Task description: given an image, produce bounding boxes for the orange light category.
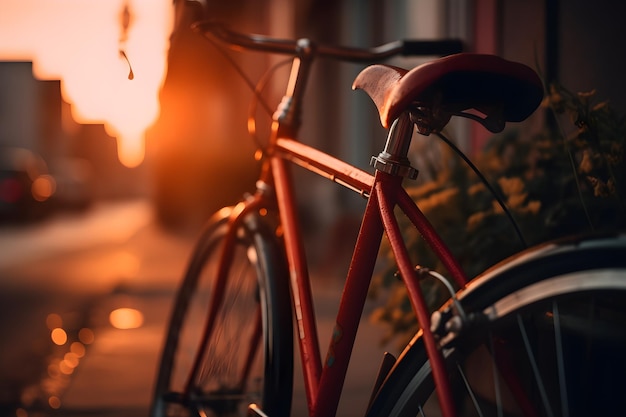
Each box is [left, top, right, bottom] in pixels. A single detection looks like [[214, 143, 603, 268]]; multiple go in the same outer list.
[[48, 396, 61, 409], [59, 360, 75, 375], [31, 174, 56, 202], [50, 328, 67, 346], [63, 352, 80, 368], [78, 328, 95, 345], [70, 341, 86, 358], [109, 307, 144, 330], [0, 0, 174, 168]]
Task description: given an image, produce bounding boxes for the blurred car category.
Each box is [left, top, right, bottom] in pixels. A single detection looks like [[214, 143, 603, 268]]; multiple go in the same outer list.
[[0, 147, 55, 222]]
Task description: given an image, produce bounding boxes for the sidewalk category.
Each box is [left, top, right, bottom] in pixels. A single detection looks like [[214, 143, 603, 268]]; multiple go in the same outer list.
[[58, 205, 196, 416], [60, 291, 173, 416], [0, 199, 154, 270], [60, 282, 390, 417], [5, 200, 392, 417], [0, 200, 194, 417]]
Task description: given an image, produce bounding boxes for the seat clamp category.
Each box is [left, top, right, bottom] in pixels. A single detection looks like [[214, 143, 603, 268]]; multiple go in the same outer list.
[[370, 155, 418, 180]]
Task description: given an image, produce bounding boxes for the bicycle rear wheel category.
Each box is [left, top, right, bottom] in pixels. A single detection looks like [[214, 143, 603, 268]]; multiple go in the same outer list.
[[151, 207, 293, 417], [367, 233, 626, 417]]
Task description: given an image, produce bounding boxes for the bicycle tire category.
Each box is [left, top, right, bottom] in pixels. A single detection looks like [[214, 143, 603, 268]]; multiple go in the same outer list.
[[150, 207, 293, 417], [367, 233, 626, 417]]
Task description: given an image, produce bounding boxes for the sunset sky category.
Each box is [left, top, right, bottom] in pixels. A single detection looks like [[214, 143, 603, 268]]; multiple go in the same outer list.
[[0, 0, 174, 167]]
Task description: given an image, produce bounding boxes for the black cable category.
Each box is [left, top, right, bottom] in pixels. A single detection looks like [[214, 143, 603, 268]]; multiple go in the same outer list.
[[247, 58, 292, 149], [435, 131, 528, 248], [197, 29, 274, 116]]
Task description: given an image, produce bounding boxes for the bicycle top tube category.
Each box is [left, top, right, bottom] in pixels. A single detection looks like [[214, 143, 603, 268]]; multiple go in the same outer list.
[[192, 20, 464, 62]]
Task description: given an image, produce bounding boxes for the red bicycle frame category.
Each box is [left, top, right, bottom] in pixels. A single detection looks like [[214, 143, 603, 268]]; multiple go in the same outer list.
[[264, 121, 469, 417], [191, 27, 470, 417]]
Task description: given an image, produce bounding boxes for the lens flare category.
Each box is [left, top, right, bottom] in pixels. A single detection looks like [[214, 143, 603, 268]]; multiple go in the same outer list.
[[0, 0, 174, 167]]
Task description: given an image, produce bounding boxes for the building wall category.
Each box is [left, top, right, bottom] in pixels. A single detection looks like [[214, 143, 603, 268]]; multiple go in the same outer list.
[[0, 62, 38, 150], [558, 0, 626, 114]]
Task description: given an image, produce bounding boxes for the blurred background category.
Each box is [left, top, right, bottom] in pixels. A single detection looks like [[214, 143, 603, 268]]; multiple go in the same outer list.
[[0, 0, 625, 416], [2, 0, 625, 229]]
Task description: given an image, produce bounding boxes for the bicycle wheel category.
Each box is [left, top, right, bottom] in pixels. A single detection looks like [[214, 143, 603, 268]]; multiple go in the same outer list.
[[367, 233, 626, 417], [151, 207, 293, 417]]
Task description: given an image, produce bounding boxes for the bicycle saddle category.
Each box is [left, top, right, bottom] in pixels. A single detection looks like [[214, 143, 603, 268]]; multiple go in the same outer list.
[[353, 53, 543, 134]]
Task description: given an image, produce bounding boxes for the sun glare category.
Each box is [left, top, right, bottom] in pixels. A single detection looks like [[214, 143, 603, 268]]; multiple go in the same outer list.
[[0, 0, 174, 167]]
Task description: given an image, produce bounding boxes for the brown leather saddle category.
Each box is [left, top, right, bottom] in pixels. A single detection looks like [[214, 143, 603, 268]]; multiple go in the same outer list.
[[353, 53, 544, 134]]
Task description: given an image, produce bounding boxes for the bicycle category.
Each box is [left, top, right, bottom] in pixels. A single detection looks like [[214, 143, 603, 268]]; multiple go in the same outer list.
[[150, 12, 626, 417]]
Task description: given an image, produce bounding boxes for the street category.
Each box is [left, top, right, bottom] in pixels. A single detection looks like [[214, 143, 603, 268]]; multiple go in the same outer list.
[[0, 199, 394, 417], [0, 199, 193, 416]]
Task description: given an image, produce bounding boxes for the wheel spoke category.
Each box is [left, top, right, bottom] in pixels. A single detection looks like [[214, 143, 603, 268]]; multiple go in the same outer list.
[[456, 362, 485, 417], [517, 314, 554, 417], [198, 255, 255, 394], [552, 301, 569, 417], [151, 214, 293, 417], [486, 335, 504, 417], [366, 240, 626, 417]]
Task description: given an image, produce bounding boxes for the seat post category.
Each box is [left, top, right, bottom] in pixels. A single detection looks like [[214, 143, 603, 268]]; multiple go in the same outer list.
[[370, 112, 418, 179]]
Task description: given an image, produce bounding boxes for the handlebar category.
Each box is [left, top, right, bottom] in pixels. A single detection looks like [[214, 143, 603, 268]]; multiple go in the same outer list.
[[192, 20, 464, 62]]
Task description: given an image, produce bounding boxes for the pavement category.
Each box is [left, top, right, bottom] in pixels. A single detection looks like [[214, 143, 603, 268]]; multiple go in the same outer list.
[[0, 200, 192, 416], [0, 199, 394, 417]]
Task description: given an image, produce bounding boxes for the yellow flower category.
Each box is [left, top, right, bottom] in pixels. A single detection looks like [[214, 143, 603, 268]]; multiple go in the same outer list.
[[467, 211, 489, 230], [468, 182, 486, 196], [507, 192, 528, 209], [526, 200, 541, 215], [417, 188, 459, 214], [498, 177, 525, 196]]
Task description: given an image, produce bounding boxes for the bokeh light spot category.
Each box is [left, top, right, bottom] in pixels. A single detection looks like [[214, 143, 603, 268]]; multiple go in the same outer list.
[[31, 174, 56, 201], [50, 328, 67, 346], [63, 352, 79, 368], [78, 328, 95, 345], [109, 307, 144, 330], [70, 341, 86, 358], [59, 360, 74, 375], [48, 396, 61, 409]]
